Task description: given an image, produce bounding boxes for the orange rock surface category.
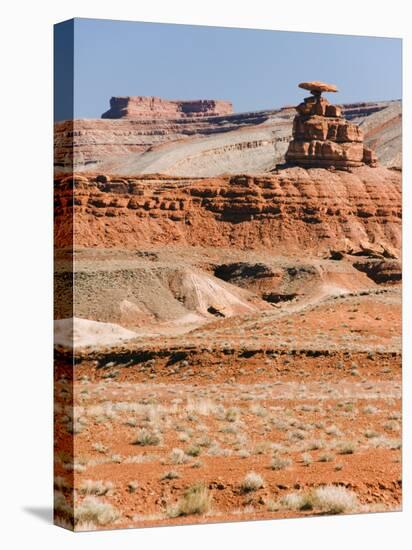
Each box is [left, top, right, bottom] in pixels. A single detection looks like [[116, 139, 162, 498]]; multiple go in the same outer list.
[[54, 167, 401, 253]]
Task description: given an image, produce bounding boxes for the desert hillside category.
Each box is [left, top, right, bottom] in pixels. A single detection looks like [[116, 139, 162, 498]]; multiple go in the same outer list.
[[54, 99, 401, 175]]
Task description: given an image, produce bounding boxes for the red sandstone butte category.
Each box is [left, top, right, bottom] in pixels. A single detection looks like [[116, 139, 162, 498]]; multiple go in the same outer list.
[[101, 96, 233, 119]]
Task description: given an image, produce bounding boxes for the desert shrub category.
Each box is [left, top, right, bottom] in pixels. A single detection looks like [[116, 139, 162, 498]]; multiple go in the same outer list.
[[240, 472, 264, 493], [312, 485, 358, 514], [337, 441, 356, 455], [161, 470, 180, 480], [280, 492, 310, 511], [280, 485, 358, 514], [74, 497, 119, 527], [91, 442, 107, 454], [225, 407, 240, 422], [271, 456, 292, 470], [306, 439, 324, 451], [301, 453, 313, 466], [132, 429, 161, 446], [364, 429, 380, 439], [78, 480, 113, 496], [186, 445, 201, 457], [169, 448, 188, 464], [318, 453, 335, 463], [167, 484, 211, 517]]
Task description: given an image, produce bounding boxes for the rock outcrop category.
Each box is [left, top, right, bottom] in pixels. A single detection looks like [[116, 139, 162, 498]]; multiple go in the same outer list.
[[54, 100, 400, 174], [101, 96, 233, 119], [285, 81, 378, 169], [54, 167, 401, 255]]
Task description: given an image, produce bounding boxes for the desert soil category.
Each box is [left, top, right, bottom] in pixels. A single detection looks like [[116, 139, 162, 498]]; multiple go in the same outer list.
[[54, 247, 401, 530]]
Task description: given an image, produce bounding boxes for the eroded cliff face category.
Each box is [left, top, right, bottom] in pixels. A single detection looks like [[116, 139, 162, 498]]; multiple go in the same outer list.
[[101, 96, 233, 119], [54, 166, 401, 255], [53, 110, 275, 171], [285, 93, 377, 169], [54, 101, 401, 174]]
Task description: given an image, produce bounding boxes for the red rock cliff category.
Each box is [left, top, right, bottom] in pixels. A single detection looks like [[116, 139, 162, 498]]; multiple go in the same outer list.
[[54, 167, 401, 255]]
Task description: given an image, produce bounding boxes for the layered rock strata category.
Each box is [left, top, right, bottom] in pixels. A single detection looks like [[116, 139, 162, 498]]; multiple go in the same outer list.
[[54, 100, 399, 173], [54, 167, 401, 254], [285, 82, 378, 169], [101, 96, 233, 119]]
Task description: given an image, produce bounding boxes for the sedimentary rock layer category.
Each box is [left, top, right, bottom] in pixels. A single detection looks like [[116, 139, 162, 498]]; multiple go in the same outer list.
[[285, 93, 377, 169], [54, 166, 401, 254], [54, 101, 401, 174], [101, 96, 233, 119]]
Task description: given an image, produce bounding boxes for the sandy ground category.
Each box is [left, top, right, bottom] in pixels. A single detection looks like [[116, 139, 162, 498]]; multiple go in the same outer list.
[[54, 318, 138, 348], [54, 349, 401, 530], [54, 248, 402, 530]]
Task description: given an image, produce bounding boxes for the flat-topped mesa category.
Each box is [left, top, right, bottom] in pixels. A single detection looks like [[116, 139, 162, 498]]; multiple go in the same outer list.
[[285, 81, 377, 169], [101, 96, 233, 119]]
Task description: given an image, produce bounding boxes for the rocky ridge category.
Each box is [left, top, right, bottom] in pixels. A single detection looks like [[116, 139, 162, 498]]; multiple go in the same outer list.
[[54, 100, 401, 173], [54, 167, 401, 255]]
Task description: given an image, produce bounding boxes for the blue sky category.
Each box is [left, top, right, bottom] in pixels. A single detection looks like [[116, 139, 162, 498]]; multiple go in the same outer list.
[[55, 18, 402, 121]]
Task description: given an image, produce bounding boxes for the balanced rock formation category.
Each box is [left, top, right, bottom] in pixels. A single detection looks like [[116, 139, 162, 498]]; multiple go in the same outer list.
[[285, 81, 378, 169], [101, 96, 233, 119]]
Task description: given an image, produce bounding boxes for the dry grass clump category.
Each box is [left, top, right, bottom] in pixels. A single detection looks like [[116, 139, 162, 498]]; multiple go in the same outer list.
[[54, 476, 72, 491], [306, 439, 324, 451], [336, 441, 357, 455], [225, 407, 240, 422], [78, 480, 113, 496], [271, 456, 292, 470], [325, 425, 341, 436], [363, 405, 379, 415], [161, 470, 180, 480], [54, 490, 73, 519], [132, 429, 161, 446], [167, 484, 211, 517], [280, 492, 312, 511], [74, 497, 120, 528], [383, 420, 400, 432], [301, 452, 313, 466], [240, 471, 264, 493], [169, 448, 188, 465], [185, 445, 201, 457], [280, 485, 358, 514], [91, 442, 108, 454], [364, 429, 380, 439], [318, 453, 335, 463], [312, 485, 358, 514], [289, 429, 306, 441]]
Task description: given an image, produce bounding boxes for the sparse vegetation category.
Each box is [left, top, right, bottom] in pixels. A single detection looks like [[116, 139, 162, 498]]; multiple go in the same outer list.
[[78, 480, 113, 496], [161, 470, 180, 480], [271, 456, 292, 470], [280, 485, 358, 514], [167, 484, 211, 517], [169, 448, 188, 465], [337, 441, 357, 455], [74, 497, 120, 528], [240, 472, 264, 493], [186, 445, 201, 457], [132, 429, 161, 446]]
